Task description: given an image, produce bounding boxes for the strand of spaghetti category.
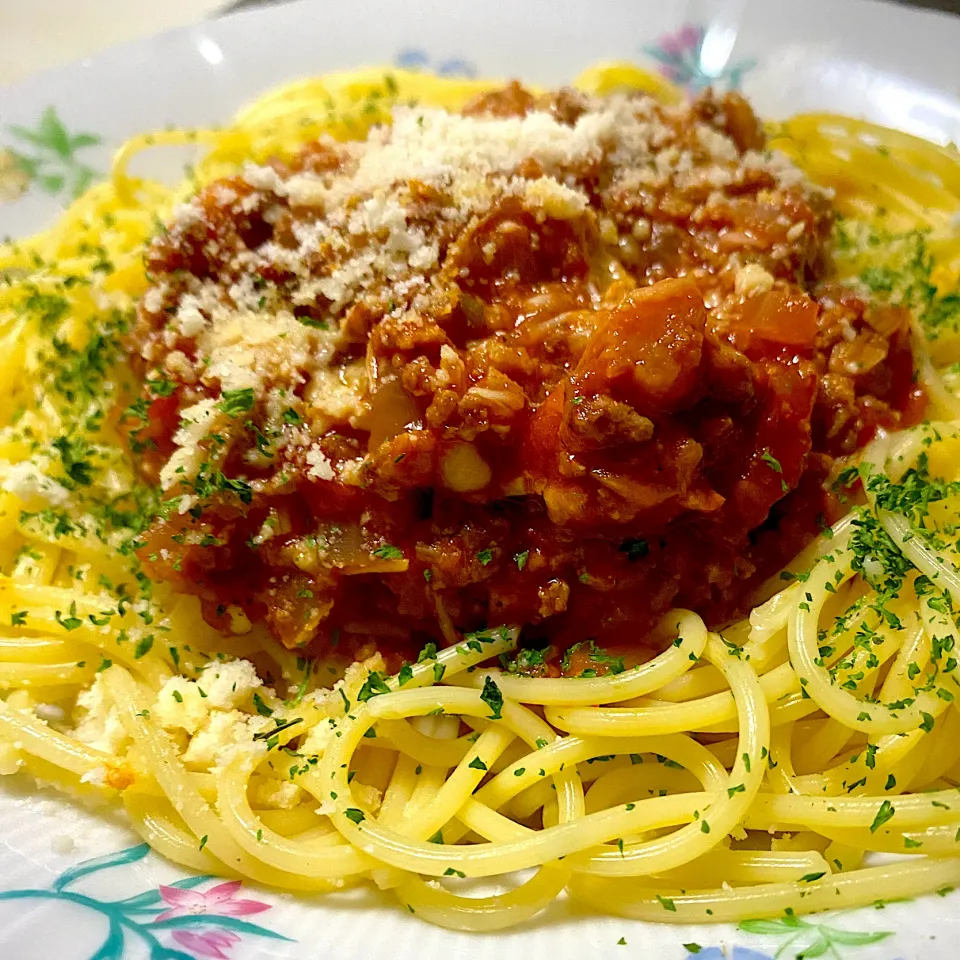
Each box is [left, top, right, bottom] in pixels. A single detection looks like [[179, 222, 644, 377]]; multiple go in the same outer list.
[[881, 510, 960, 606], [788, 144, 956, 225], [496, 761, 697, 829], [123, 791, 235, 874], [0, 635, 87, 663], [746, 788, 960, 831], [567, 857, 960, 923], [862, 423, 939, 481], [912, 704, 960, 786], [0, 662, 94, 687], [257, 806, 333, 836], [0, 545, 51, 587], [0, 583, 172, 686], [406, 757, 457, 819], [216, 753, 373, 879], [481, 758, 594, 827], [369, 684, 586, 827], [582, 765, 697, 811], [572, 61, 683, 103], [393, 863, 572, 932], [781, 114, 960, 189], [692, 688, 815, 735], [392, 725, 517, 842], [246, 628, 520, 756], [912, 324, 960, 419], [388, 626, 519, 692], [788, 543, 947, 733], [11, 751, 113, 800], [571, 635, 768, 877], [818, 728, 927, 797], [652, 848, 832, 886], [747, 519, 858, 644], [368, 719, 473, 767], [472, 734, 726, 818], [917, 584, 960, 677], [381, 716, 458, 826], [544, 659, 792, 737], [824, 837, 864, 874], [0, 696, 115, 776], [452, 797, 535, 843], [235, 69, 501, 126], [378, 753, 422, 828], [657, 627, 788, 704], [331, 776, 711, 879], [446, 609, 706, 706], [123, 770, 221, 805], [111, 129, 223, 202], [331, 641, 764, 879], [818, 820, 960, 855], [766, 724, 808, 795], [799, 616, 944, 793], [317, 686, 719, 877]]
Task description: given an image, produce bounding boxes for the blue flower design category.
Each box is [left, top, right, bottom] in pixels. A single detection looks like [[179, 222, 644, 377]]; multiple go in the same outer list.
[[689, 948, 773, 960], [395, 48, 478, 78], [0, 844, 291, 959], [644, 23, 757, 92]]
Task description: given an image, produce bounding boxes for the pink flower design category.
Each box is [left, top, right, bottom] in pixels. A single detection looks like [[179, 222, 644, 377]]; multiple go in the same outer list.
[[658, 23, 703, 57], [172, 929, 240, 960], [156, 880, 271, 922]]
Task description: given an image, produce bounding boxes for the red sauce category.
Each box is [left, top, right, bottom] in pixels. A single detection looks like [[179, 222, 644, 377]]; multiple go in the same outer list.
[[128, 87, 919, 663]]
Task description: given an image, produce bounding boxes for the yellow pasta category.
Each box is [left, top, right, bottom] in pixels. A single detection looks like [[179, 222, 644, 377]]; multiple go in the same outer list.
[[0, 63, 959, 934]]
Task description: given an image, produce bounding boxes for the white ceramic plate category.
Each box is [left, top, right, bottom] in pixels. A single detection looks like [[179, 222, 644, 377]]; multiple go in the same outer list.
[[2, 1, 960, 957]]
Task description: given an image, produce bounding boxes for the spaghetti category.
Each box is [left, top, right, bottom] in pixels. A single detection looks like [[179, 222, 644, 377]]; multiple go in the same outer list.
[[1, 64, 960, 932]]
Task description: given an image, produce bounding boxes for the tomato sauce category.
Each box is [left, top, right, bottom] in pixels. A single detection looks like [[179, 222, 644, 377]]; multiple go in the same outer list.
[[128, 86, 918, 663]]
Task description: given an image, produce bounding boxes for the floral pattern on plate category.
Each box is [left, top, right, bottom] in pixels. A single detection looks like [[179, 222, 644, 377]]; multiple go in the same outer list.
[[2, 105, 101, 202], [0, 844, 291, 960], [644, 23, 757, 92], [685, 915, 897, 960]]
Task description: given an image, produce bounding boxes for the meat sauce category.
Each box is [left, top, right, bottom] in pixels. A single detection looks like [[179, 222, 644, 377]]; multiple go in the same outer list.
[[127, 85, 921, 669]]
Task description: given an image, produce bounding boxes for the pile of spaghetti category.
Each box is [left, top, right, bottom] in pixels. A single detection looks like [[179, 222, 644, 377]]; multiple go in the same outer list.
[[2, 65, 960, 932]]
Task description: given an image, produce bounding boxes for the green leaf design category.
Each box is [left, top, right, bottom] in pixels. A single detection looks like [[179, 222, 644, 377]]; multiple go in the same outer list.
[[72, 166, 98, 197], [825, 928, 892, 946], [88, 919, 124, 960], [739, 913, 893, 959], [149, 948, 194, 960], [70, 133, 101, 149], [796, 936, 830, 959], [9, 151, 37, 175], [7, 124, 49, 148], [739, 918, 798, 935], [5, 106, 102, 201], [53, 843, 150, 892], [39, 106, 72, 157], [38, 173, 65, 193]]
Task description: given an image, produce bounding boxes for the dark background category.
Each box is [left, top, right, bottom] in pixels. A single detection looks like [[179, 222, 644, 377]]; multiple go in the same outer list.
[[892, 0, 959, 10]]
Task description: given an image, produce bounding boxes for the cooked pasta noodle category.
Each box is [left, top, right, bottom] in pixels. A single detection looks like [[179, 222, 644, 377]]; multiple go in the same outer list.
[[2, 63, 960, 933]]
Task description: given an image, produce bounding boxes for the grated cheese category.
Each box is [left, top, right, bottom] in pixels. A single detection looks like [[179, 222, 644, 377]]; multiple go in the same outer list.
[[141, 88, 816, 507], [1, 461, 70, 507]]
